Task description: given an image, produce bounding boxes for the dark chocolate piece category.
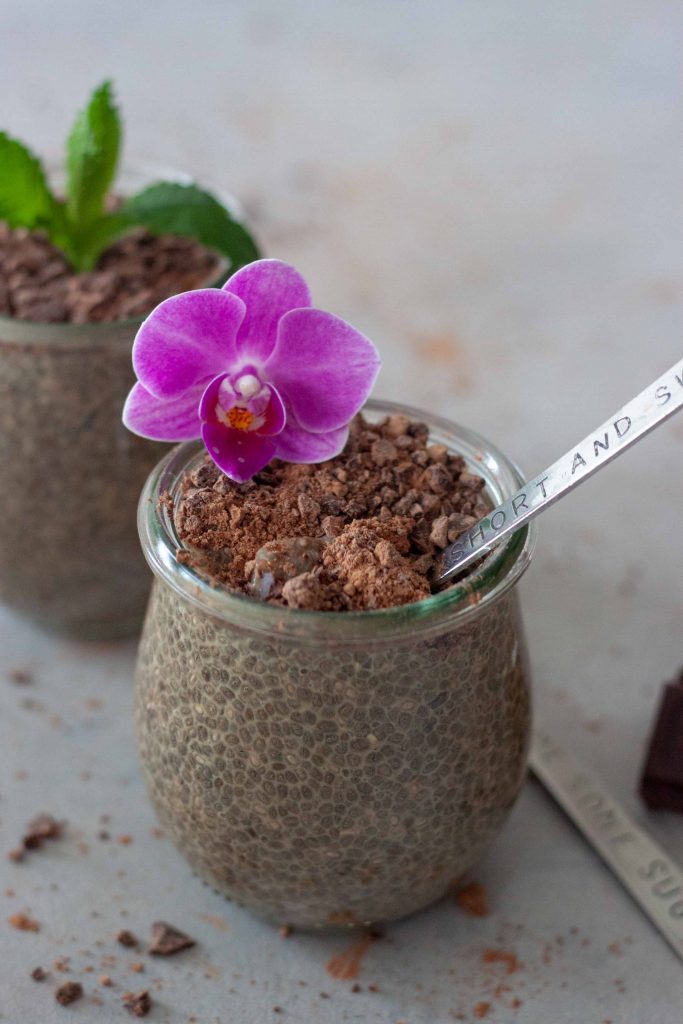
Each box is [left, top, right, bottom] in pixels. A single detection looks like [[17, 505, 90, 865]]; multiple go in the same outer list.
[[640, 670, 683, 812], [116, 929, 139, 948]]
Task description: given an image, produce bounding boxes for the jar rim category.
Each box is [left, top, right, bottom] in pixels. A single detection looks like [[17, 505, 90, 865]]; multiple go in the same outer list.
[[0, 159, 235, 342], [138, 398, 537, 643]]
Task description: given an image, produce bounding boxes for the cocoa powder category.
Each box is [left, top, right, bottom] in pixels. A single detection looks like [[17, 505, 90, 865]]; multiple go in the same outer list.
[[173, 413, 488, 611]]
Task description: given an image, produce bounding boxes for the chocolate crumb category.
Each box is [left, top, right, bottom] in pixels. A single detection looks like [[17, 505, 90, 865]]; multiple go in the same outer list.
[[23, 813, 62, 849], [455, 882, 490, 918], [279, 924, 293, 938], [8, 911, 40, 931], [31, 966, 47, 981], [116, 929, 139, 948], [8, 667, 33, 684], [124, 990, 152, 1017], [481, 948, 521, 974], [640, 668, 683, 812], [55, 981, 83, 1006], [148, 921, 195, 956]]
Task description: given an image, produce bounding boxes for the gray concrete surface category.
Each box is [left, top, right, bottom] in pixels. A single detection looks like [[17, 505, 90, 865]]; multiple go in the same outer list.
[[1, 1, 682, 1021]]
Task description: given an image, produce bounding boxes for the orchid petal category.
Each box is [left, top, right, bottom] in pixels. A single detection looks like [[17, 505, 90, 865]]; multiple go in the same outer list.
[[255, 383, 286, 436], [265, 308, 380, 432], [133, 289, 246, 400], [275, 420, 349, 463], [199, 372, 229, 422], [223, 259, 311, 363], [122, 382, 202, 441], [201, 421, 278, 483]]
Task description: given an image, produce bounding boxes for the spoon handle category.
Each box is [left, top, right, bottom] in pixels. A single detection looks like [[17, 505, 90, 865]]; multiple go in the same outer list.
[[436, 358, 683, 586], [530, 728, 683, 963]]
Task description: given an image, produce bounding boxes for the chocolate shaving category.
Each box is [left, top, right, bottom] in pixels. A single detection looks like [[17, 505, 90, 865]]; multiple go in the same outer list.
[[7, 668, 33, 685], [455, 882, 490, 918], [123, 990, 152, 1017], [23, 813, 62, 849], [148, 921, 195, 956], [8, 912, 40, 932], [54, 981, 83, 1006]]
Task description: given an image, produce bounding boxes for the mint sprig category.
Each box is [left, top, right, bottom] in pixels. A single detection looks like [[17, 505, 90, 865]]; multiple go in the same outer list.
[[65, 81, 121, 249], [0, 82, 260, 274]]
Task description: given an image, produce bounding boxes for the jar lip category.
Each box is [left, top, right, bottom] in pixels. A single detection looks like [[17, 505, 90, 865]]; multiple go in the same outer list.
[[0, 158, 236, 341], [138, 398, 537, 643]]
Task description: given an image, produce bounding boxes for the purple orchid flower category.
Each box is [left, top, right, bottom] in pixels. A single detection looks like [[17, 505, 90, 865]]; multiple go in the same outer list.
[[123, 259, 381, 482]]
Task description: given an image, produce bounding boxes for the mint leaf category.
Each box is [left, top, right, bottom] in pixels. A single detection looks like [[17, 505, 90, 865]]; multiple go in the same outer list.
[[65, 81, 121, 228], [0, 132, 56, 230], [64, 213, 130, 272], [123, 182, 260, 272]]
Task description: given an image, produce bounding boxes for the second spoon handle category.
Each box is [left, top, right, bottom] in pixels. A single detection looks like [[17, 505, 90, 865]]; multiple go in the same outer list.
[[436, 358, 683, 586]]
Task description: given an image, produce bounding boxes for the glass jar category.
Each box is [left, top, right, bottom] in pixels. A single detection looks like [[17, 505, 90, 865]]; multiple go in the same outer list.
[[0, 164, 229, 639], [134, 400, 537, 928]]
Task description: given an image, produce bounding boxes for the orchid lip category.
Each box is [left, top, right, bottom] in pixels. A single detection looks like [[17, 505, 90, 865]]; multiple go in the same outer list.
[[200, 371, 286, 439]]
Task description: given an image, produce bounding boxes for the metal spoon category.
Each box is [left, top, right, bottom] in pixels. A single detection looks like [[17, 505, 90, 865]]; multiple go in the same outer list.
[[436, 358, 683, 587]]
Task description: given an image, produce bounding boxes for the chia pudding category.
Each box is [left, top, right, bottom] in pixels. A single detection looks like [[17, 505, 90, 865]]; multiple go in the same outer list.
[[0, 213, 223, 638], [134, 401, 535, 927]]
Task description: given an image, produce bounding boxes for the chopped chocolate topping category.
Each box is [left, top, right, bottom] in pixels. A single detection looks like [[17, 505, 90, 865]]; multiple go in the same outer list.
[[123, 990, 152, 1017], [640, 668, 683, 812], [54, 981, 83, 1006], [0, 223, 222, 324], [116, 929, 139, 948], [173, 413, 488, 612], [148, 921, 195, 956], [31, 967, 47, 981]]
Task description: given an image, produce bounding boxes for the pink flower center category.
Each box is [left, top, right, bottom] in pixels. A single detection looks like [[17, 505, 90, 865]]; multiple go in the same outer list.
[[215, 372, 269, 433]]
